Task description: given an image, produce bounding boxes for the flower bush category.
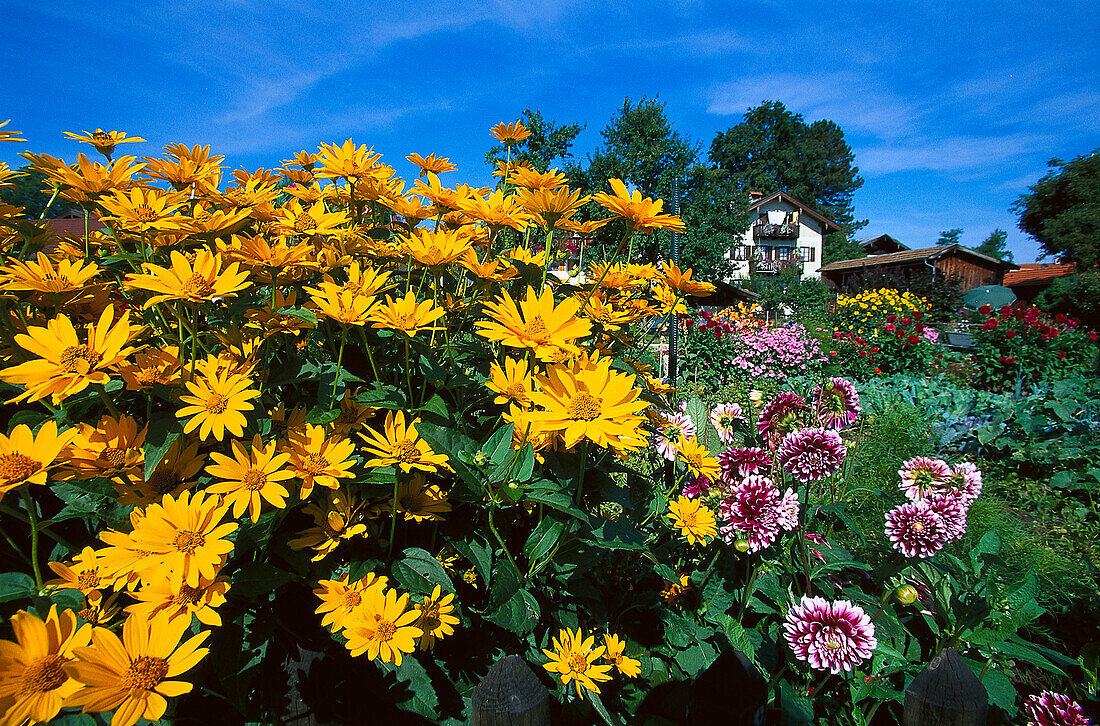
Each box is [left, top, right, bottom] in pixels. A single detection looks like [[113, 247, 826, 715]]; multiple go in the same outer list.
[[829, 288, 938, 376], [971, 304, 1098, 392], [0, 121, 1085, 724]]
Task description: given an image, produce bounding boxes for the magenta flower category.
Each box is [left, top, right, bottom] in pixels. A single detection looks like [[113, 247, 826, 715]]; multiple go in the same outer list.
[[783, 596, 877, 674], [947, 462, 983, 504], [927, 492, 968, 542], [777, 427, 847, 483], [718, 475, 789, 552], [682, 474, 711, 500], [885, 499, 949, 558], [775, 487, 800, 531], [718, 446, 771, 480], [710, 403, 744, 445], [1024, 691, 1093, 726], [814, 377, 861, 429], [757, 391, 810, 448], [898, 456, 953, 500]]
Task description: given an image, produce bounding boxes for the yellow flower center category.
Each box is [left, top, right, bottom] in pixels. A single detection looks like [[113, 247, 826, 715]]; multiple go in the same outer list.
[[204, 394, 229, 414], [77, 568, 101, 590], [123, 656, 169, 691], [678, 510, 698, 528], [374, 620, 397, 641], [567, 652, 590, 674], [523, 316, 548, 337], [911, 521, 925, 533], [393, 439, 420, 464], [101, 447, 130, 469], [92, 131, 111, 143], [20, 654, 67, 694], [134, 205, 159, 223], [395, 313, 421, 330], [183, 273, 213, 298], [302, 452, 329, 475], [293, 213, 316, 234], [342, 589, 362, 608], [503, 383, 528, 400], [173, 530, 206, 554], [419, 608, 441, 632], [566, 392, 602, 422], [0, 453, 40, 483], [242, 469, 267, 490], [173, 584, 205, 606], [146, 470, 181, 496], [59, 344, 101, 374]]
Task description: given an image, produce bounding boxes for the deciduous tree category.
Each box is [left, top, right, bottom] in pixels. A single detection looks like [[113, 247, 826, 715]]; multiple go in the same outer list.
[[1013, 149, 1100, 269]]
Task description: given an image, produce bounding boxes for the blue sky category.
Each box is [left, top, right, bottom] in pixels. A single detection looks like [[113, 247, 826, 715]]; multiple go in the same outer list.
[[3, 0, 1098, 263]]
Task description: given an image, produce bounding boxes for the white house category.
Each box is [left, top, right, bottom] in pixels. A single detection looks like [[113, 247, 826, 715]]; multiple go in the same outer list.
[[724, 191, 842, 281]]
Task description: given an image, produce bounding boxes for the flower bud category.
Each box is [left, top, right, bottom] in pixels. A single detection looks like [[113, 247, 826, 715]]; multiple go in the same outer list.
[[734, 539, 751, 553], [895, 584, 919, 605]]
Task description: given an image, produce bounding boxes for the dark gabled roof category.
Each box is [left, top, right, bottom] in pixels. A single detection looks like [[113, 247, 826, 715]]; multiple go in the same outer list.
[[820, 245, 1018, 273], [749, 191, 842, 234], [1003, 263, 1077, 287], [858, 234, 909, 253]]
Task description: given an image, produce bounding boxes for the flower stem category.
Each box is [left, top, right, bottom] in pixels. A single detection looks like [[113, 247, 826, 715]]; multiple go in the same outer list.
[[20, 489, 43, 591], [331, 326, 348, 408], [487, 504, 523, 583], [573, 440, 589, 505], [388, 474, 400, 557]]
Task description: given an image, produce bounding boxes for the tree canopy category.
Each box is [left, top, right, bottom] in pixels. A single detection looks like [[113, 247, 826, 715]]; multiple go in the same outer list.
[[1013, 149, 1100, 269], [974, 228, 1012, 262], [484, 109, 583, 174], [709, 100, 866, 234], [937, 228, 963, 246]]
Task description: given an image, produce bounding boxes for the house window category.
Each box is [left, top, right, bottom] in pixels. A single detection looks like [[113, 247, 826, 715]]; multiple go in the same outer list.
[[800, 246, 815, 262], [777, 247, 791, 261]]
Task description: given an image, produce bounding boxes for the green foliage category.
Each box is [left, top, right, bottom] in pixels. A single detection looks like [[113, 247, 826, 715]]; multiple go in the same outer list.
[[709, 100, 865, 234], [1014, 148, 1100, 269], [822, 232, 866, 266], [937, 228, 963, 246], [484, 108, 584, 174], [1036, 270, 1100, 330], [975, 228, 1013, 262], [0, 165, 76, 218]]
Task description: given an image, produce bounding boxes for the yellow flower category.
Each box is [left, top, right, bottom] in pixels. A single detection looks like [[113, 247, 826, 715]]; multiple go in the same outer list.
[[516, 186, 587, 228], [368, 290, 446, 337], [592, 178, 685, 233], [116, 345, 183, 391], [205, 434, 294, 523], [530, 353, 648, 453], [314, 573, 387, 632], [602, 633, 641, 678], [176, 369, 260, 442], [0, 120, 26, 144], [283, 424, 357, 499], [308, 285, 378, 326], [673, 437, 721, 480], [270, 198, 350, 237], [360, 411, 449, 474], [400, 227, 472, 267], [58, 414, 146, 487], [666, 496, 717, 546], [125, 249, 251, 308], [414, 585, 459, 650], [97, 186, 187, 232], [476, 286, 592, 362], [47, 546, 112, 594], [395, 473, 451, 523], [62, 128, 144, 158], [486, 356, 535, 407], [342, 587, 423, 665], [288, 490, 367, 561], [0, 605, 91, 726], [1, 305, 138, 405], [1, 252, 100, 295], [405, 152, 457, 177], [128, 489, 238, 589], [541, 627, 614, 699], [0, 421, 74, 502], [660, 261, 714, 297], [116, 437, 202, 506], [125, 575, 230, 627], [489, 121, 532, 144], [65, 612, 209, 726]]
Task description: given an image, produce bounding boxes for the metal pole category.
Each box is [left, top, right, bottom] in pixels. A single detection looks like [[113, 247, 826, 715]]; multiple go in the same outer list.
[[667, 179, 681, 386]]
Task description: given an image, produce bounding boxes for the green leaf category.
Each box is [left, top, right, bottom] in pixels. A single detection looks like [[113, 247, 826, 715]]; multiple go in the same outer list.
[[416, 393, 449, 421], [524, 516, 569, 565], [717, 616, 763, 670], [683, 397, 719, 453], [1050, 470, 1076, 489], [392, 547, 454, 595], [378, 656, 439, 718], [450, 535, 492, 586], [229, 562, 296, 599], [778, 679, 814, 725], [482, 424, 515, 466], [485, 587, 540, 635], [143, 412, 183, 479], [0, 572, 36, 603], [588, 690, 624, 726], [980, 666, 1016, 715], [527, 480, 588, 521], [280, 306, 318, 325]]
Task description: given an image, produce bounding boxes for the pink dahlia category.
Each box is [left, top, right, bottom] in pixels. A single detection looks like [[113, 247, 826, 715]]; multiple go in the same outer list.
[[1024, 691, 1093, 726], [718, 475, 784, 552], [814, 377, 861, 430], [885, 499, 949, 558], [927, 492, 968, 542], [783, 596, 877, 674], [718, 446, 771, 481], [652, 412, 697, 461], [775, 487, 800, 531], [682, 474, 711, 500], [757, 391, 810, 449], [946, 462, 983, 504], [898, 456, 953, 500], [710, 403, 745, 445], [777, 427, 847, 483]]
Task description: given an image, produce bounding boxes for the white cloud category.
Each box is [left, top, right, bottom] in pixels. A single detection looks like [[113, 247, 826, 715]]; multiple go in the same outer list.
[[856, 133, 1049, 175]]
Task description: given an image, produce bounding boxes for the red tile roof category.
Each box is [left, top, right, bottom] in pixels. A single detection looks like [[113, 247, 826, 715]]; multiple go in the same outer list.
[[43, 215, 104, 236], [1003, 263, 1077, 287]]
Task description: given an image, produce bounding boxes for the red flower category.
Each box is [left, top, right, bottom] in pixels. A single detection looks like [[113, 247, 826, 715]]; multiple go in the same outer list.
[[859, 350, 868, 357], [886, 314, 897, 323], [1090, 331, 1098, 342], [907, 334, 920, 345], [884, 323, 896, 333], [1005, 330, 1017, 339], [978, 305, 992, 315], [871, 346, 880, 353], [913, 311, 923, 319], [1058, 351, 1067, 359], [901, 317, 912, 325], [873, 368, 882, 374]]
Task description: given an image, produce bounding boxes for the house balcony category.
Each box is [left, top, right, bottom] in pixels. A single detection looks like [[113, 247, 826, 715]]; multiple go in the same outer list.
[[750, 258, 803, 275], [753, 221, 799, 240]]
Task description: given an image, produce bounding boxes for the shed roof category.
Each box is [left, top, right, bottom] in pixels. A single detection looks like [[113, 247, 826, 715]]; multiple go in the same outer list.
[[1003, 262, 1077, 287], [820, 244, 1017, 273]]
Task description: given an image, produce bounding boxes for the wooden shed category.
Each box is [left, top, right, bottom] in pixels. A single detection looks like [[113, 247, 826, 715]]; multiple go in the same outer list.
[[819, 244, 1017, 293]]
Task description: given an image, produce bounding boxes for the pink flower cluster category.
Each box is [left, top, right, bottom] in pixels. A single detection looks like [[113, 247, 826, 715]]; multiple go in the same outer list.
[[727, 323, 827, 382], [717, 475, 799, 552], [885, 457, 983, 558], [1024, 691, 1093, 726], [783, 596, 877, 674]]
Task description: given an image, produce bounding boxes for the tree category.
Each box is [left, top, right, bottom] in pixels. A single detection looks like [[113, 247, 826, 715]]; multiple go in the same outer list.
[[709, 100, 866, 234], [1013, 149, 1100, 269], [937, 228, 963, 246], [0, 166, 74, 218], [822, 235, 866, 266], [974, 228, 1013, 262], [484, 109, 583, 174]]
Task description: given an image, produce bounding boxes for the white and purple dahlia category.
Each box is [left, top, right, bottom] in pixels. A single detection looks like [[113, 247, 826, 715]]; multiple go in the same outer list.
[[927, 492, 969, 542], [718, 446, 772, 481], [710, 403, 745, 445], [775, 487, 800, 531], [681, 474, 710, 500], [777, 427, 847, 483], [898, 456, 953, 500], [1024, 691, 1093, 726], [757, 391, 810, 448], [652, 412, 697, 461], [783, 596, 877, 674], [718, 475, 782, 553], [946, 461, 983, 504], [885, 499, 949, 558], [814, 377, 861, 430]]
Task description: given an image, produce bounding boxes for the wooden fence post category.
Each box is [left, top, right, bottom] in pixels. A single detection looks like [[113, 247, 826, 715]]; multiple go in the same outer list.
[[903, 648, 988, 726], [470, 654, 550, 726]]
